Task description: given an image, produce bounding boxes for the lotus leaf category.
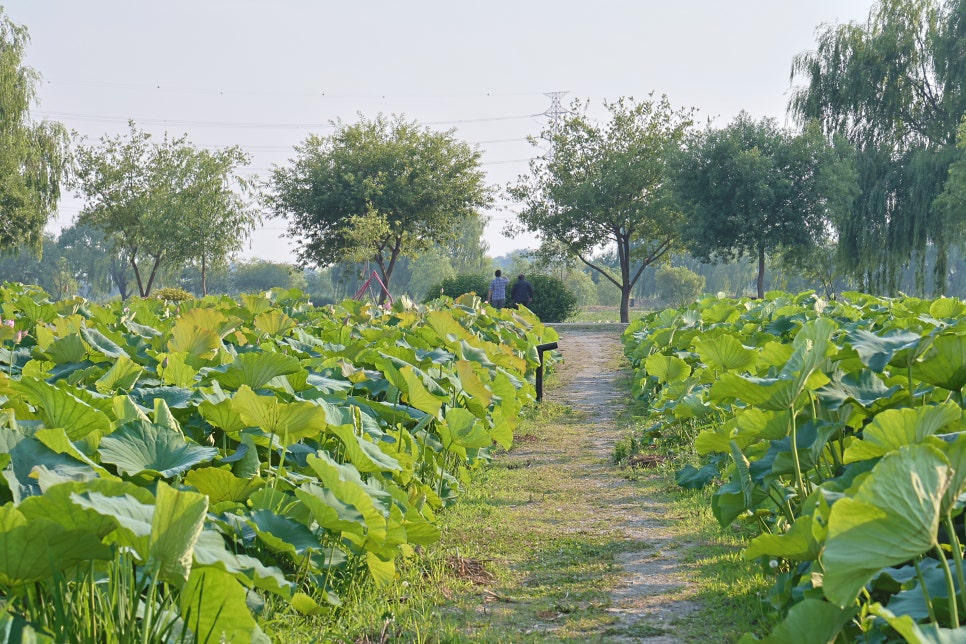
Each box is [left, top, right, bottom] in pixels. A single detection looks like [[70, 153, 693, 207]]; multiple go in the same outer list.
[[98, 420, 218, 479], [823, 444, 951, 606]]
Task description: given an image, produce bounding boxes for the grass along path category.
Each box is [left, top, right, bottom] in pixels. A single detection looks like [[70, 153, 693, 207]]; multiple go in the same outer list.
[[420, 325, 768, 643]]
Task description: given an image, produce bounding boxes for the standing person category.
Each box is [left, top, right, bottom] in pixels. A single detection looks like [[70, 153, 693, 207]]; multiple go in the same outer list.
[[487, 269, 510, 309], [510, 273, 534, 309]]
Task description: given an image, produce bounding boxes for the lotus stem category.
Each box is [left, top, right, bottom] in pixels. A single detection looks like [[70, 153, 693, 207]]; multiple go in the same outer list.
[[788, 407, 808, 506], [944, 514, 966, 621], [914, 558, 939, 624], [935, 543, 960, 627]]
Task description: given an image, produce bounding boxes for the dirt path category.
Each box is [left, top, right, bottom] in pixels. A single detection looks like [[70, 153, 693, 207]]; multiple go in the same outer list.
[[544, 325, 699, 642]]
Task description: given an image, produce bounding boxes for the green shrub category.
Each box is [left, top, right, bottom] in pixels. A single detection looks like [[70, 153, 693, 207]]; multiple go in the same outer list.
[[424, 274, 489, 302], [655, 265, 705, 308], [524, 274, 579, 322], [153, 287, 194, 302]]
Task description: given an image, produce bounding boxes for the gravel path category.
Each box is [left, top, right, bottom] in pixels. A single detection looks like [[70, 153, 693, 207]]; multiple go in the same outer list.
[[548, 325, 699, 643]]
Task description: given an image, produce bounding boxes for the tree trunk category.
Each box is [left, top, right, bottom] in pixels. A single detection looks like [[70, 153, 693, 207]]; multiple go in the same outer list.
[[619, 284, 632, 323], [757, 245, 766, 299], [201, 254, 208, 296]]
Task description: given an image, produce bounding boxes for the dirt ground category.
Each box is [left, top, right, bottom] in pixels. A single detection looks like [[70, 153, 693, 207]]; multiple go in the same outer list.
[[536, 325, 700, 642]]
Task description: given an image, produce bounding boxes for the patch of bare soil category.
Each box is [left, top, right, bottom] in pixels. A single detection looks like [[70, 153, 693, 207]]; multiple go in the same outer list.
[[548, 325, 700, 642]]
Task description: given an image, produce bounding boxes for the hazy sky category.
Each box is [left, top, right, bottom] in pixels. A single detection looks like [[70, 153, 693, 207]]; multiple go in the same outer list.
[[4, 0, 877, 263]]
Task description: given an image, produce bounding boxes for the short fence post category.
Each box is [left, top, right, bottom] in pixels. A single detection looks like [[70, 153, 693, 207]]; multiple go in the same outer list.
[[535, 342, 558, 402]]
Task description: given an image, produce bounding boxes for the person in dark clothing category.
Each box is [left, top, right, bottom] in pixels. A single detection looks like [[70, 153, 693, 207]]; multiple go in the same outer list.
[[510, 274, 534, 308]]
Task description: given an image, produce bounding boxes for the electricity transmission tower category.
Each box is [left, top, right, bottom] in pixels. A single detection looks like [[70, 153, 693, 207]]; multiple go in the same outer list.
[[543, 91, 569, 135]]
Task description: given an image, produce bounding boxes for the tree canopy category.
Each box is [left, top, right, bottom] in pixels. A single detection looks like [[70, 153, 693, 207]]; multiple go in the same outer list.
[[0, 9, 69, 252], [507, 95, 693, 322], [674, 113, 857, 299], [73, 122, 257, 297], [790, 0, 966, 294], [268, 114, 492, 297]]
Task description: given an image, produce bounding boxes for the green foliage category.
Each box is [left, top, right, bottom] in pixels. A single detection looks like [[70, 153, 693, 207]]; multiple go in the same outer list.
[[268, 114, 493, 293], [152, 287, 193, 302], [674, 113, 856, 298], [654, 265, 705, 308], [623, 290, 966, 641], [73, 122, 256, 298], [0, 9, 70, 252], [790, 0, 966, 294], [0, 282, 558, 640], [525, 274, 579, 322], [508, 95, 694, 321], [424, 273, 490, 303]]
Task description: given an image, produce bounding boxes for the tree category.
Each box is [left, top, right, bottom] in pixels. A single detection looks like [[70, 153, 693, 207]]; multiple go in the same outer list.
[[674, 114, 856, 299], [57, 222, 124, 300], [176, 147, 260, 295], [268, 114, 492, 299], [73, 122, 256, 297], [230, 259, 305, 294], [0, 9, 69, 252], [655, 265, 705, 308], [507, 95, 693, 322], [790, 0, 966, 294]]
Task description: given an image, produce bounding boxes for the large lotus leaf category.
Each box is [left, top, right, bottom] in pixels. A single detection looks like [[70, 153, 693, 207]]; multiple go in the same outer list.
[[167, 321, 221, 358], [179, 307, 240, 338], [326, 423, 402, 474], [128, 386, 194, 410], [11, 377, 111, 440], [149, 482, 208, 588], [199, 398, 246, 434], [42, 333, 87, 364], [254, 310, 296, 336], [185, 467, 265, 504], [33, 427, 114, 478], [744, 515, 820, 562], [0, 506, 112, 587], [643, 353, 691, 383], [180, 567, 272, 644], [914, 333, 966, 392], [306, 452, 389, 545], [883, 562, 947, 621], [212, 351, 302, 391], [823, 444, 950, 607], [400, 366, 443, 416], [675, 464, 717, 490], [930, 297, 966, 320], [20, 481, 117, 537], [385, 484, 440, 546], [367, 550, 396, 587], [845, 403, 962, 463], [295, 482, 366, 536], [192, 530, 293, 597], [6, 438, 98, 503], [869, 603, 966, 644], [0, 613, 55, 643], [98, 420, 218, 479], [455, 360, 493, 408], [94, 355, 143, 394], [695, 408, 790, 455], [249, 510, 322, 556], [736, 599, 855, 644], [711, 373, 798, 411], [442, 407, 491, 450], [693, 334, 755, 373], [79, 326, 128, 359], [156, 352, 198, 388], [231, 385, 327, 445], [711, 479, 769, 528], [68, 489, 154, 557], [426, 310, 474, 343], [847, 329, 923, 373], [816, 368, 904, 412]]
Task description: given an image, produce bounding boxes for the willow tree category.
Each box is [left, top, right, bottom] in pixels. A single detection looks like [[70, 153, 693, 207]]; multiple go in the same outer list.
[[0, 9, 69, 252], [790, 0, 966, 295], [507, 95, 693, 322], [268, 115, 492, 298]]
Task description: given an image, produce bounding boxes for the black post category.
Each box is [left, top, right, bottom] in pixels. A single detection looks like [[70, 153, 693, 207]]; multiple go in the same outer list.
[[535, 342, 558, 402]]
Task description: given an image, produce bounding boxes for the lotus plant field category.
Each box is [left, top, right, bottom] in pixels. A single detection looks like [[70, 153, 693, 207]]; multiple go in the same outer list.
[[624, 291, 966, 642], [0, 283, 557, 642]]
